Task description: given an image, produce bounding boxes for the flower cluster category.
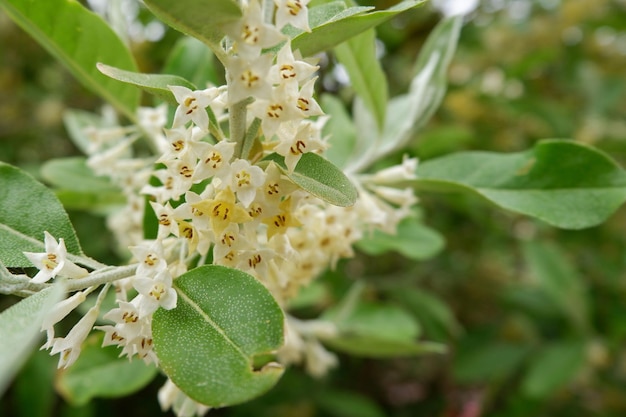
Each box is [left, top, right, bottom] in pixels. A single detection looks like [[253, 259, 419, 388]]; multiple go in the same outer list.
[[22, 0, 421, 415]]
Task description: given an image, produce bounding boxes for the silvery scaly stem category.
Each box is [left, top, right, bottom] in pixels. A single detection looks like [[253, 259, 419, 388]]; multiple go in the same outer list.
[[0, 264, 138, 296]]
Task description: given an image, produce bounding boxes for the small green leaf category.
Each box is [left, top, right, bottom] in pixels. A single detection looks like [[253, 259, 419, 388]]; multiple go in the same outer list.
[[522, 241, 590, 332], [152, 265, 284, 407], [334, 28, 388, 131], [322, 300, 445, 357], [0, 284, 66, 394], [264, 153, 358, 207], [97, 63, 197, 105], [414, 140, 626, 229], [56, 334, 158, 406], [163, 36, 221, 88], [521, 340, 586, 398], [143, 0, 241, 62], [356, 216, 445, 261], [0, 163, 83, 267], [321, 94, 357, 169], [292, 0, 426, 57], [317, 390, 386, 417], [41, 157, 119, 194], [389, 288, 462, 341], [453, 342, 532, 384], [0, 0, 140, 119]]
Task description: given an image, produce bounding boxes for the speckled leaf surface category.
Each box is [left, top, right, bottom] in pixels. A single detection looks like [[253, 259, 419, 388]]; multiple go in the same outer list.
[[152, 265, 284, 407]]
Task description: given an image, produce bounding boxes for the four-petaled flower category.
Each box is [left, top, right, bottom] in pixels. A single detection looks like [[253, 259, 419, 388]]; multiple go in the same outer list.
[[23, 231, 88, 283]]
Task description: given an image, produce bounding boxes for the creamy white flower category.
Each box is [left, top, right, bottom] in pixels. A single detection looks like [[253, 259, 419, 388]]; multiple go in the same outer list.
[[225, 0, 285, 59], [133, 269, 177, 316], [23, 231, 88, 283], [274, 0, 311, 32], [40, 290, 87, 349], [193, 141, 235, 182], [170, 85, 220, 131], [50, 305, 99, 368], [223, 158, 266, 207], [269, 42, 318, 85], [227, 54, 273, 104]]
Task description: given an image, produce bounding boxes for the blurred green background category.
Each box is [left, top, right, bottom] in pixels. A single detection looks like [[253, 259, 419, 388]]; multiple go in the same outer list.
[[3, 0, 626, 416]]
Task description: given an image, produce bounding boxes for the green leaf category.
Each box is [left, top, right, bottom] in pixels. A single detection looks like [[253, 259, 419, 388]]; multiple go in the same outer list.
[[414, 140, 626, 229], [453, 342, 532, 384], [143, 0, 241, 62], [356, 216, 445, 261], [163, 36, 221, 89], [0, 163, 83, 267], [0, 284, 66, 394], [292, 0, 425, 57], [522, 241, 590, 332], [379, 15, 462, 156], [349, 15, 462, 172], [152, 265, 284, 407], [264, 153, 357, 207], [41, 157, 119, 194], [334, 28, 388, 131], [56, 334, 158, 406], [390, 288, 462, 341], [0, 0, 139, 119], [322, 300, 445, 357], [321, 94, 357, 169], [521, 340, 586, 398], [97, 63, 197, 105], [317, 390, 386, 417]]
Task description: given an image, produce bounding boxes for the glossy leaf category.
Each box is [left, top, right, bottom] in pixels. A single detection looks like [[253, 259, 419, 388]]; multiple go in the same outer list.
[[356, 216, 445, 261], [264, 153, 358, 207], [97, 63, 197, 105], [292, 0, 425, 56], [152, 265, 284, 407], [0, 284, 66, 394], [0, 0, 139, 119], [322, 300, 445, 357], [521, 340, 586, 398], [56, 334, 158, 406], [143, 0, 241, 61], [414, 140, 626, 229], [522, 241, 590, 332], [163, 36, 221, 89], [0, 163, 83, 267], [334, 28, 388, 131]]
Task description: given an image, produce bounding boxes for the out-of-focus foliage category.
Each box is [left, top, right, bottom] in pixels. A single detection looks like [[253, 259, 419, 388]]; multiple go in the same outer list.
[[3, 0, 626, 416]]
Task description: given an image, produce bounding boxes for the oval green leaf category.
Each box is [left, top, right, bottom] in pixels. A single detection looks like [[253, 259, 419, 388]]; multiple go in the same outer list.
[[321, 300, 445, 357], [414, 140, 626, 229], [0, 0, 140, 119], [0, 163, 83, 267], [152, 265, 284, 407], [97, 63, 198, 105], [41, 157, 119, 194], [356, 216, 445, 261], [56, 334, 158, 406], [292, 0, 426, 57], [264, 153, 358, 207], [0, 283, 66, 395]]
